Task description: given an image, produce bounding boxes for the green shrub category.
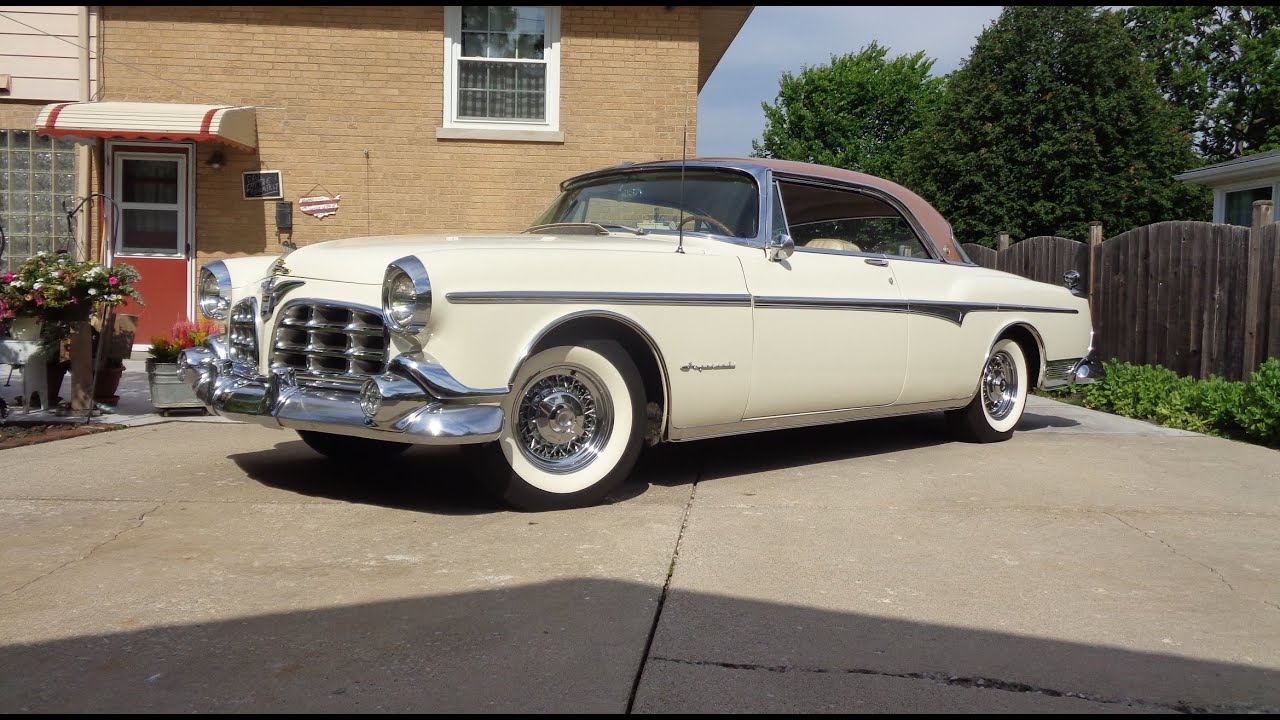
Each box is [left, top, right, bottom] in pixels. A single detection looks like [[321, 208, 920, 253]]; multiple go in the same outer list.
[[1059, 358, 1280, 448], [1235, 359, 1280, 446]]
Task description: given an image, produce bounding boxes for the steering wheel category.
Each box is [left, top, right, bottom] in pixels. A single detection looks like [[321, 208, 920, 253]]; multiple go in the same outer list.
[[678, 213, 734, 236]]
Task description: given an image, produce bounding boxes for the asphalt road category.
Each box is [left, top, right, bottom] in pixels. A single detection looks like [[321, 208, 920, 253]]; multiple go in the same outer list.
[[1, 397, 1276, 713]]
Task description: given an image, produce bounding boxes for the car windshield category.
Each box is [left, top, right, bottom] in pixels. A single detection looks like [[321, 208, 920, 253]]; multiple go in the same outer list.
[[533, 169, 760, 239]]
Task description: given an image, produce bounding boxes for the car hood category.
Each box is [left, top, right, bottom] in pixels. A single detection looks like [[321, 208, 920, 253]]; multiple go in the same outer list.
[[275, 232, 704, 283]]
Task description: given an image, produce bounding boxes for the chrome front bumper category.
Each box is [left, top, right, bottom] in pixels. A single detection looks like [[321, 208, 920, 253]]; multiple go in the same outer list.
[[177, 336, 506, 445]]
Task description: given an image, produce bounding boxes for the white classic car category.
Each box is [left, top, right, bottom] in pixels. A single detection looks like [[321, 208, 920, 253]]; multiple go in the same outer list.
[[181, 158, 1102, 510]]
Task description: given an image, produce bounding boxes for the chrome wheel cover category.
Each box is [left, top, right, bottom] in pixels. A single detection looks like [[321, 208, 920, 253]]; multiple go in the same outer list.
[[982, 350, 1019, 421], [515, 366, 613, 474]]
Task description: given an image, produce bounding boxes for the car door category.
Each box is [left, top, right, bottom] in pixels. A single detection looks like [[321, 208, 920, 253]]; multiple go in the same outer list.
[[740, 179, 908, 418]]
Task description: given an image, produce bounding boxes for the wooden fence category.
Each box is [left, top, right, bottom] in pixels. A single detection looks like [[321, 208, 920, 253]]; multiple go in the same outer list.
[[961, 203, 1278, 381]]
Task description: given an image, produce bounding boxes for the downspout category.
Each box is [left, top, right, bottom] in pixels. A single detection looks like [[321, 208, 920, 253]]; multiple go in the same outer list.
[[75, 6, 92, 261]]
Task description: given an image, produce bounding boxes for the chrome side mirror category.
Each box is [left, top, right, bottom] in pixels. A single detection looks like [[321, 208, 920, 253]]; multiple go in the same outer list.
[[767, 233, 795, 262], [1063, 270, 1084, 297]]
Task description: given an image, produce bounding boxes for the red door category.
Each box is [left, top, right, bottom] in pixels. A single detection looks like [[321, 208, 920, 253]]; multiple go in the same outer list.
[[110, 148, 191, 343]]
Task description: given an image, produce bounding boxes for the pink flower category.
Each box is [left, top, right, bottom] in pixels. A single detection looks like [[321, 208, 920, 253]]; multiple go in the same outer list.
[[109, 276, 120, 286], [2, 273, 12, 282], [35, 297, 44, 306], [70, 297, 79, 304]]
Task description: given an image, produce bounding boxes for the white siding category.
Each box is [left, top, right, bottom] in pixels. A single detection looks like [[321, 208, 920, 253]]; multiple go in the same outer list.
[[0, 6, 98, 102]]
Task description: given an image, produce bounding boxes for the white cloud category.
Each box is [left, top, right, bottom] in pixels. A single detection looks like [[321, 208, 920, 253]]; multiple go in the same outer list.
[[697, 6, 1004, 157]]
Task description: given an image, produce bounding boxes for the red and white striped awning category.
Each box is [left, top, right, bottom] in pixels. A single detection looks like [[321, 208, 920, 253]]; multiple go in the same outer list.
[[35, 102, 257, 152]]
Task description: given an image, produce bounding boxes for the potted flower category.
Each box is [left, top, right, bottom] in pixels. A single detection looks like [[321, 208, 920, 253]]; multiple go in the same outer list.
[[2, 252, 141, 408], [147, 319, 220, 414], [1, 251, 141, 328]]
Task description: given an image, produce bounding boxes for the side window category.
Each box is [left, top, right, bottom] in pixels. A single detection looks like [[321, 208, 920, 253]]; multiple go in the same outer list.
[[776, 180, 932, 259]]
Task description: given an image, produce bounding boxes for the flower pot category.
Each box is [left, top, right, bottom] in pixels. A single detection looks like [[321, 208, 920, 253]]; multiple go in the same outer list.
[[146, 358, 206, 412], [8, 317, 42, 341]]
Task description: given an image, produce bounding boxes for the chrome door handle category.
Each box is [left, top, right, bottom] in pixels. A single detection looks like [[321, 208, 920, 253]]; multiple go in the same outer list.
[[864, 258, 888, 267]]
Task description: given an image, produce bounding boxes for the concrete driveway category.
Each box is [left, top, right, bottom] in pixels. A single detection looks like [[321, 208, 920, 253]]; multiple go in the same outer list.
[[1, 397, 1277, 713]]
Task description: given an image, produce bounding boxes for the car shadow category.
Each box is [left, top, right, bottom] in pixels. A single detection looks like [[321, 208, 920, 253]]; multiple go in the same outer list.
[[634, 412, 960, 490], [1017, 411, 1084, 431], [228, 441, 497, 516], [229, 408, 1079, 513]]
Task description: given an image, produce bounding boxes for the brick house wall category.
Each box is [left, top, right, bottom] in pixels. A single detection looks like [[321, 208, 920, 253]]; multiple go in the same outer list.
[[97, 5, 701, 270]]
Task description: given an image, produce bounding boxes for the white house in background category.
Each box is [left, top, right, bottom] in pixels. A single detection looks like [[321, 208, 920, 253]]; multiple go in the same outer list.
[[1175, 150, 1280, 226]]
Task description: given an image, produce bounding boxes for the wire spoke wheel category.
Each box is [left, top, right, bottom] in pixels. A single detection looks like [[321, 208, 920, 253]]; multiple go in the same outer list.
[[515, 366, 614, 474]]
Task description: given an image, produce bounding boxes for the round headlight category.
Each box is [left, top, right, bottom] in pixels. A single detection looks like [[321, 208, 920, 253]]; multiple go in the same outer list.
[[198, 264, 231, 320], [385, 270, 417, 328], [382, 257, 432, 332]]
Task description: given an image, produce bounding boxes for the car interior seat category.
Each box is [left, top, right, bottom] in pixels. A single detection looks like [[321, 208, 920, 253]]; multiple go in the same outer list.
[[803, 237, 862, 253]]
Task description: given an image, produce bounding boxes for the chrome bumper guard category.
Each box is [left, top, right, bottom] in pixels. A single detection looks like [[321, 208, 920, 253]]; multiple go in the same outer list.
[[1070, 351, 1105, 386], [177, 336, 506, 445], [1042, 349, 1106, 389]]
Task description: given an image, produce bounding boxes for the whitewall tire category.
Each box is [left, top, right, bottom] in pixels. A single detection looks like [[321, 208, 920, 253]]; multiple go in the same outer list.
[[946, 337, 1029, 443], [464, 340, 645, 511]]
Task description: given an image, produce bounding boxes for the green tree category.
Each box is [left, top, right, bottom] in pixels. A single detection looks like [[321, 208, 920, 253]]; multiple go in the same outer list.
[[1125, 6, 1280, 161], [751, 42, 944, 182], [905, 6, 1209, 246]]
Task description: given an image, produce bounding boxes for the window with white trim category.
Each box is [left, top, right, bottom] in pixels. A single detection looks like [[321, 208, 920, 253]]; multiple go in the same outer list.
[[443, 6, 560, 133]]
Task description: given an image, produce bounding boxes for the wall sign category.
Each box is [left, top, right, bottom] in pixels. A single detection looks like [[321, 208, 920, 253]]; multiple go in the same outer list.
[[242, 170, 283, 200], [299, 194, 341, 219]]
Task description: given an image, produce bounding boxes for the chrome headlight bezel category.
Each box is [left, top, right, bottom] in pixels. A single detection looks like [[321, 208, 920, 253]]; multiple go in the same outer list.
[[198, 262, 232, 320], [382, 256, 432, 333]]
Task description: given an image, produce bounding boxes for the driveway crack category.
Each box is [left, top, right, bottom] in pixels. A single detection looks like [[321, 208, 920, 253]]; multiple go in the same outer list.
[[0, 503, 162, 601], [626, 451, 703, 713], [648, 656, 1265, 713]]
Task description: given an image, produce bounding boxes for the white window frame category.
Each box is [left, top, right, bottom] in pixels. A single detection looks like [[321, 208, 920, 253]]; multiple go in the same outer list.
[[1213, 179, 1278, 225], [440, 5, 562, 142]]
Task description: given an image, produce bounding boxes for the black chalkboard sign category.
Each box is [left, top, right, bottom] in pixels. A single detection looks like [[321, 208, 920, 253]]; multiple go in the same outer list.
[[242, 170, 283, 200]]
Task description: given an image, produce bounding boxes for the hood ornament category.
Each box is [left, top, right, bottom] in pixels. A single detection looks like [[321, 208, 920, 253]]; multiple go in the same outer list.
[[270, 256, 291, 275]]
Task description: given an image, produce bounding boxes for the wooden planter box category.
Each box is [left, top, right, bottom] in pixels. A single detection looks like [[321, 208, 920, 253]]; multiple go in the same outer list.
[[146, 359, 206, 416]]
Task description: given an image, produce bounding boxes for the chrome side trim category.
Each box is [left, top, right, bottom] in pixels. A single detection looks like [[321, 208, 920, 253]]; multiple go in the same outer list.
[[908, 300, 1078, 326], [668, 398, 969, 442], [752, 296, 1078, 326], [447, 291, 753, 307], [389, 352, 509, 399], [753, 296, 908, 313], [510, 309, 673, 441]]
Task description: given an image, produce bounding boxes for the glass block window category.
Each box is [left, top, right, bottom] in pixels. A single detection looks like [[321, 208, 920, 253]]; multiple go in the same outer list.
[[445, 6, 560, 130], [0, 130, 78, 272]]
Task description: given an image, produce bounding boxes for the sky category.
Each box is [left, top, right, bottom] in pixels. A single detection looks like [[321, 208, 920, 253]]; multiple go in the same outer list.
[[697, 6, 1005, 158]]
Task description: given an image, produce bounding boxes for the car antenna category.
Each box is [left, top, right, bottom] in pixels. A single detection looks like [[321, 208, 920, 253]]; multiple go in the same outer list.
[[676, 96, 688, 255]]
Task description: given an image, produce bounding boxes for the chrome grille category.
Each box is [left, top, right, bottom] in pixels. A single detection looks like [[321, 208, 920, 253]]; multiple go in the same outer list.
[[270, 301, 387, 380], [228, 298, 258, 365]]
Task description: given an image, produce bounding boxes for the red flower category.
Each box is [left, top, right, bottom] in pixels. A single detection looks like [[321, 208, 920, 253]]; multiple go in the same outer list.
[[109, 276, 120, 286]]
